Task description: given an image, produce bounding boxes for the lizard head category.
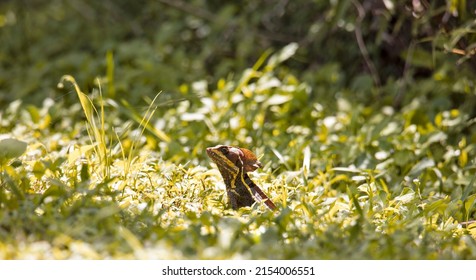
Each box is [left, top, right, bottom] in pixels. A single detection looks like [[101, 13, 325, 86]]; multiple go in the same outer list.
[[206, 145, 262, 172]]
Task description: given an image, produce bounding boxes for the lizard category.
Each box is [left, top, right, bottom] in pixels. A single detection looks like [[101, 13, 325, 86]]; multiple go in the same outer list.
[[206, 145, 277, 210]]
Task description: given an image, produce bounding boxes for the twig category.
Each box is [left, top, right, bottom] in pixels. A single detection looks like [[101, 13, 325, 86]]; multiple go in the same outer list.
[[352, 0, 381, 90], [460, 220, 476, 228]]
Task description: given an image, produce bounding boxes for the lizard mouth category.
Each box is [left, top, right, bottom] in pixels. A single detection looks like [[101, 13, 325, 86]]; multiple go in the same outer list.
[[205, 147, 215, 159]]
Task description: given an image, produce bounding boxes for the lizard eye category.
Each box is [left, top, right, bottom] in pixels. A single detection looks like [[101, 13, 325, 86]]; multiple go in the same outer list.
[[219, 146, 229, 155]]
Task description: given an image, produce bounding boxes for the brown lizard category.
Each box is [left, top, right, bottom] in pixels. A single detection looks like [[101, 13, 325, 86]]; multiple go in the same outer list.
[[206, 145, 277, 210]]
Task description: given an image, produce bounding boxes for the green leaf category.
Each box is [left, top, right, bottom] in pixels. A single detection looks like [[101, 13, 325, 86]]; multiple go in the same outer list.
[[41, 184, 67, 202], [403, 47, 433, 68], [267, 42, 298, 69], [394, 190, 415, 204], [264, 94, 292, 106], [464, 194, 476, 220], [408, 158, 435, 177], [0, 138, 27, 165]]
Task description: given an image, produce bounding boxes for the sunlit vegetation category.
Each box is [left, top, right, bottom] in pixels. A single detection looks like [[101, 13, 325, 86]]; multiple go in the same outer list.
[[1, 0, 476, 259]]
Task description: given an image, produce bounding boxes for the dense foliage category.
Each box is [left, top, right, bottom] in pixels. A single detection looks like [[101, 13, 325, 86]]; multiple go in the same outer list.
[[1, 0, 476, 259]]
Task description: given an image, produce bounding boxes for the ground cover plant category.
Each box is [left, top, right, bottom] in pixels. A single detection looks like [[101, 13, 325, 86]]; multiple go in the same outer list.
[[1, 0, 476, 259]]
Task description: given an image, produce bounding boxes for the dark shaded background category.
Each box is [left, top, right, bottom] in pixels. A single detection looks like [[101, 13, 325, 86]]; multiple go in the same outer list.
[[1, 0, 475, 112]]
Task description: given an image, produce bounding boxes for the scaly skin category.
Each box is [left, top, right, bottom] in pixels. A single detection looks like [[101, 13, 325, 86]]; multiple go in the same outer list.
[[206, 145, 277, 210]]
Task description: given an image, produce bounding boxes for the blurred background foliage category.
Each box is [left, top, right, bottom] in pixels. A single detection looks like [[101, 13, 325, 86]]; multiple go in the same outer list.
[[1, 0, 475, 109], [1, 0, 476, 259]]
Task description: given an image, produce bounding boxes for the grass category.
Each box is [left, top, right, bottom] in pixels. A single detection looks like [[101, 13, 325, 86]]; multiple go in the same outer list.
[[1, 45, 476, 259]]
